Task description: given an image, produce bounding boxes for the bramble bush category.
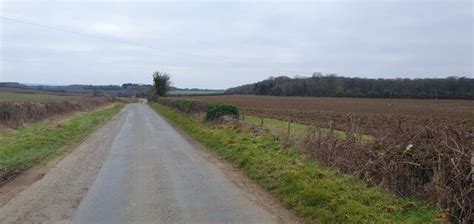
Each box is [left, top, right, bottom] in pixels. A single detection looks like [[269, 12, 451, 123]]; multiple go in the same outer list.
[[205, 103, 239, 121]]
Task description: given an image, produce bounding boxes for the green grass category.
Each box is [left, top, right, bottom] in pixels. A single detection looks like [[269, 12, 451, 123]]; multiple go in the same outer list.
[[0, 103, 124, 180], [0, 92, 77, 102], [150, 102, 437, 223], [168, 90, 224, 95], [244, 115, 373, 143]]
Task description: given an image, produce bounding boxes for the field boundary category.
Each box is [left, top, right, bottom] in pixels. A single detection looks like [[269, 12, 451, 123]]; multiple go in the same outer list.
[[0, 96, 116, 129], [149, 102, 438, 223], [187, 95, 472, 222]]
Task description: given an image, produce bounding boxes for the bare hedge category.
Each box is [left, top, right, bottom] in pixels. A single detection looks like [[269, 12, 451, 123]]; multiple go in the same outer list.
[[158, 98, 208, 114], [304, 121, 473, 223], [0, 97, 115, 128]]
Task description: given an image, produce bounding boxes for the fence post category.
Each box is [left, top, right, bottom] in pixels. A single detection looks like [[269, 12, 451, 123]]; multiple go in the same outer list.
[[348, 121, 354, 140], [329, 120, 334, 136], [287, 115, 291, 138], [389, 90, 392, 106], [260, 116, 264, 126], [242, 113, 245, 121]]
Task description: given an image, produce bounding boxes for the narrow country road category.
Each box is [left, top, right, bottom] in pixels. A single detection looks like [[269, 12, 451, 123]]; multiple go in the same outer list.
[[0, 103, 295, 224]]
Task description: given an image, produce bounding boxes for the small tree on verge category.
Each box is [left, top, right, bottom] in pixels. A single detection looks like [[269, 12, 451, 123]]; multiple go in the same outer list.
[[152, 71, 170, 100]]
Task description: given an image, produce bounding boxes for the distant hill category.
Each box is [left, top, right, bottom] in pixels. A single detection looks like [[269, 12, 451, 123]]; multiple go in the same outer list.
[[0, 82, 224, 97], [0, 82, 29, 89], [225, 74, 474, 99], [0, 82, 151, 97]]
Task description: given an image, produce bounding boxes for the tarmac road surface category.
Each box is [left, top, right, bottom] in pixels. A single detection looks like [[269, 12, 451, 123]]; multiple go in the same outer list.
[[73, 103, 291, 224], [0, 103, 295, 224]]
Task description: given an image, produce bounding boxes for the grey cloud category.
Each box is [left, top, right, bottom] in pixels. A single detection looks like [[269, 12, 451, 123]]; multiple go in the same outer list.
[[0, 0, 472, 88]]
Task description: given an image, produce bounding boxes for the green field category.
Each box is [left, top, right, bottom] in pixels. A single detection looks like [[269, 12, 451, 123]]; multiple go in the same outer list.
[[150, 102, 437, 223], [0, 103, 124, 184], [244, 115, 372, 143], [0, 92, 77, 102], [168, 90, 224, 96]]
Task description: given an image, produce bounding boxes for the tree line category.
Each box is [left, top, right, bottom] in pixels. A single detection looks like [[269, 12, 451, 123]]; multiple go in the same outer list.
[[225, 74, 474, 99]]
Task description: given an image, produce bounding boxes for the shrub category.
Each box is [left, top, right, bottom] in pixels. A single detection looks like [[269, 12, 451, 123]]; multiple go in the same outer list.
[[205, 103, 239, 121]]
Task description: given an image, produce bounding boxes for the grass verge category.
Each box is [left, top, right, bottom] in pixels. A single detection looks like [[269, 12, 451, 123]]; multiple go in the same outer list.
[[0, 102, 124, 183], [244, 115, 372, 143], [150, 102, 437, 223]]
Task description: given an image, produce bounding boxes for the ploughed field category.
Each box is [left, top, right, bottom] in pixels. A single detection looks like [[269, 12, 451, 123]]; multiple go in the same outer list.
[[187, 95, 473, 222], [188, 95, 474, 136]]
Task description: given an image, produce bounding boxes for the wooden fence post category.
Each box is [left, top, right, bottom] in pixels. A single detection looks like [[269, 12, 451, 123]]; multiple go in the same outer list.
[[287, 115, 291, 138], [329, 120, 334, 136], [348, 122, 354, 140], [389, 90, 392, 106], [260, 116, 264, 126]]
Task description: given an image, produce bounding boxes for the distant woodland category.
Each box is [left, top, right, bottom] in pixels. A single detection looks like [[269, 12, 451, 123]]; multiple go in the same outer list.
[[225, 74, 474, 99]]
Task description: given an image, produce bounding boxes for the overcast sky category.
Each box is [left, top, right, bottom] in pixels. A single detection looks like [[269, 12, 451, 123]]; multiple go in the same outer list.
[[0, 0, 472, 89]]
